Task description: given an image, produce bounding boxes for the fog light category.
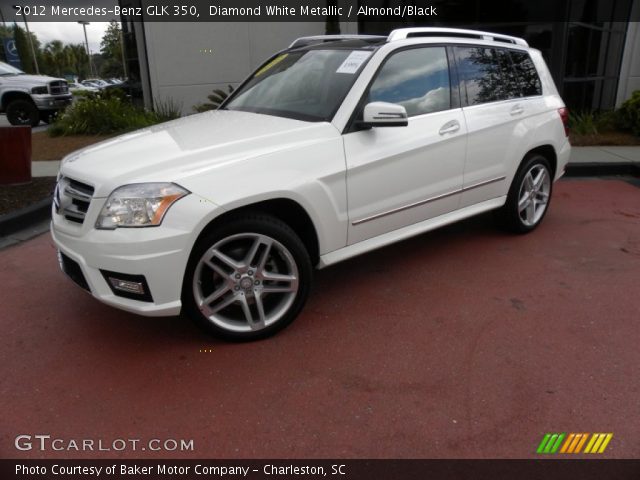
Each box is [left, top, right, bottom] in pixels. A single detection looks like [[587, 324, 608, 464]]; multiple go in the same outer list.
[[100, 270, 153, 302], [108, 277, 145, 295]]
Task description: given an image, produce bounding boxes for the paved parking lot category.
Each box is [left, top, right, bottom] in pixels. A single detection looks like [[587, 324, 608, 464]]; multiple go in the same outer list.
[[0, 114, 48, 132], [1, 178, 639, 459]]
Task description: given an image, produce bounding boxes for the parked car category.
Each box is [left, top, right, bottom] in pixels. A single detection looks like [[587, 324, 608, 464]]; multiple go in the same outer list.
[[52, 28, 571, 340], [101, 79, 142, 102], [68, 82, 99, 93], [80, 80, 103, 89], [0, 61, 72, 126], [83, 78, 110, 89]]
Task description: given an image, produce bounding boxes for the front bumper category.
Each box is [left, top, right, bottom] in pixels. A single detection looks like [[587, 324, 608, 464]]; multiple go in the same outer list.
[[33, 94, 72, 110], [51, 192, 219, 317]]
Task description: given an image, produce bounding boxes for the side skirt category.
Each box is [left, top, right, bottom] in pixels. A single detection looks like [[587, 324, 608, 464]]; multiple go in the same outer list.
[[318, 196, 507, 268]]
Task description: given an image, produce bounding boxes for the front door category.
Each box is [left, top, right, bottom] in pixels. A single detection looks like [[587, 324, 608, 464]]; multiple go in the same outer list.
[[343, 46, 467, 245]]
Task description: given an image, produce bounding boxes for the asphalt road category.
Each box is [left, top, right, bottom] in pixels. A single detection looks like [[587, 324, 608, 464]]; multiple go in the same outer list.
[[1, 178, 639, 459]]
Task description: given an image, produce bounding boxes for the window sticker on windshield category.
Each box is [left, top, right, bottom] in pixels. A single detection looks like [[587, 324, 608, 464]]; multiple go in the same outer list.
[[336, 51, 371, 74], [254, 54, 288, 77]]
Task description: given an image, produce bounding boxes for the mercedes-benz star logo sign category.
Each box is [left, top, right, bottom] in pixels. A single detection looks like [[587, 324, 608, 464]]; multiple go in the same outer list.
[[7, 40, 18, 57]]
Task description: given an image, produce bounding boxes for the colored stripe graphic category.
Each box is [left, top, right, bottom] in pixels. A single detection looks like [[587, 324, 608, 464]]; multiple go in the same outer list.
[[537, 433, 565, 454], [584, 433, 613, 454], [563, 433, 588, 453], [537, 434, 551, 454], [538, 433, 612, 454], [559, 433, 575, 453], [574, 433, 589, 453]]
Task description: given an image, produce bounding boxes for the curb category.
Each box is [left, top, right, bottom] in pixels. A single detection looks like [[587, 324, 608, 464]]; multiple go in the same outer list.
[[0, 196, 52, 236], [565, 162, 640, 177]]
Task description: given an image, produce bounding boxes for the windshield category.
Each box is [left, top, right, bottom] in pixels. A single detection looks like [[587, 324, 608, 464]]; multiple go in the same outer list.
[[225, 49, 372, 122], [0, 62, 24, 76]]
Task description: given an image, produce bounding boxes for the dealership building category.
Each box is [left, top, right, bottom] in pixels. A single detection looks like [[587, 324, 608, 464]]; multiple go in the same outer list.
[[119, 0, 639, 114]]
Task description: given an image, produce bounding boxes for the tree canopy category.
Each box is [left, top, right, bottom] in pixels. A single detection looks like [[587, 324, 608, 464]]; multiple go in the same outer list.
[[0, 22, 124, 80]]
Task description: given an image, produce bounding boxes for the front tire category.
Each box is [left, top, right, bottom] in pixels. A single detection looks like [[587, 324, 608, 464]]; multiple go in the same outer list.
[[6, 99, 40, 127], [499, 153, 553, 233], [182, 214, 312, 341]]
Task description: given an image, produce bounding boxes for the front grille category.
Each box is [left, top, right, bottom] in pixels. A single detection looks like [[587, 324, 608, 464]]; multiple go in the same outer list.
[[49, 80, 69, 95], [54, 177, 94, 224], [58, 251, 91, 292]]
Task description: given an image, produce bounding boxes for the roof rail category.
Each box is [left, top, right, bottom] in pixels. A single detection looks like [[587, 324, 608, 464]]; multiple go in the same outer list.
[[387, 28, 528, 47], [289, 35, 387, 49]]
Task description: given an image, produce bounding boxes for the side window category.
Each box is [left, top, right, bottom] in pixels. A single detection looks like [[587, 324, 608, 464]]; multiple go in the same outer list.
[[496, 49, 522, 99], [509, 51, 543, 97], [368, 47, 451, 117], [455, 47, 509, 105]]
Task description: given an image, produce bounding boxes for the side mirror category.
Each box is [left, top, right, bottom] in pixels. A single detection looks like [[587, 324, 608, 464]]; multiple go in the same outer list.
[[360, 101, 408, 127]]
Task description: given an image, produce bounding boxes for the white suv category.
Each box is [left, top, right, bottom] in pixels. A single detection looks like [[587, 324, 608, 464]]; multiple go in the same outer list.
[[52, 28, 571, 340]]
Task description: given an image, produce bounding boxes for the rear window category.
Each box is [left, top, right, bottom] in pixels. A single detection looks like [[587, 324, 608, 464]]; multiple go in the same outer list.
[[509, 50, 542, 97], [454, 47, 542, 105]]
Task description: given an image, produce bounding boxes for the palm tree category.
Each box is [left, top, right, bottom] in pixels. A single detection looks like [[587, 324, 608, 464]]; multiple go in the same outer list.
[[43, 40, 65, 77]]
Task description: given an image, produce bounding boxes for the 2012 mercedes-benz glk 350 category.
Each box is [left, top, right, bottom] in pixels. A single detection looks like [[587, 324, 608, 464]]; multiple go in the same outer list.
[[52, 28, 571, 340]]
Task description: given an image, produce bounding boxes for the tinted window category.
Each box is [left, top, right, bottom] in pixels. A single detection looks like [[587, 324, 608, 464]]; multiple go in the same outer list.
[[368, 47, 451, 117], [510, 51, 542, 96], [496, 50, 522, 99], [455, 47, 509, 105]]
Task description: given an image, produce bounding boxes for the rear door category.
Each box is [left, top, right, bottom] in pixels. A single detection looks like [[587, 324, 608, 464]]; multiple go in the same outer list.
[[454, 46, 542, 208], [343, 46, 467, 245]]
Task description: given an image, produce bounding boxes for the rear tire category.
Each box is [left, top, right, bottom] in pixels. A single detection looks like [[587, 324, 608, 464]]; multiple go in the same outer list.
[[182, 214, 312, 341], [6, 99, 40, 127], [498, 153, 553, 233]]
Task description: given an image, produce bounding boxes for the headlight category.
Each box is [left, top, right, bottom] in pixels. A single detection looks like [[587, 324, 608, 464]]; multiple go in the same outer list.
[[31, 86, 48, 94], [96, 183, 189, 229]]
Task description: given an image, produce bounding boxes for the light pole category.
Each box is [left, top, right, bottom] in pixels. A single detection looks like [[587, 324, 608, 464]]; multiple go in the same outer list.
[[12, 5, 39, 74], [119, 27, 128, 80], [77, 21, 94, 77]]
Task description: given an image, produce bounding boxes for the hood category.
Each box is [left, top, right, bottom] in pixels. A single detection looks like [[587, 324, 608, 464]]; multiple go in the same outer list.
[[60, 110, 340, 198], [0, 73, 65, 88]]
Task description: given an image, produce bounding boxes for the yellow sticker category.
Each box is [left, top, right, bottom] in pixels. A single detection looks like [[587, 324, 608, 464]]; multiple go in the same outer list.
[[254, 53, 288, 77]]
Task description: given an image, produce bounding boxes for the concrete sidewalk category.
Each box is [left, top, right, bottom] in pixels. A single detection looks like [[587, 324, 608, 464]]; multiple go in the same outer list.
[[31, 146, 640, 178], [569, 145, 640, 164]]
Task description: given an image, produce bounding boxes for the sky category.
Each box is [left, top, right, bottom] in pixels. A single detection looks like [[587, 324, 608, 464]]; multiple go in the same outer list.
[[12, 21, 110, 54]]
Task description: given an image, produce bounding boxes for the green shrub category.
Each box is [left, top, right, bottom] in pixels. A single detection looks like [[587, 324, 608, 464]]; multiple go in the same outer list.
[[569, 111, 599, 135], [71, 90, 94, 99], [48, 94, 166, 136], [594, 110, 617, 133], [193, 85, 234, 113], [615, 90, 640, 136], [154, 97, 182, 122]]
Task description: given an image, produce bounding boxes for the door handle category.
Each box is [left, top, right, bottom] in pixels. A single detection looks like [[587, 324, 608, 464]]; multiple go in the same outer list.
[[510, 105, 524, 116], [439, 120, 460, 135]]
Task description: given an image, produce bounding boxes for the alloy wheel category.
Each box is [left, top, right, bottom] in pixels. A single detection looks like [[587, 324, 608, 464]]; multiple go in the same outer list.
[[192, 233, 299, 333], [518, 164, 551, 227]]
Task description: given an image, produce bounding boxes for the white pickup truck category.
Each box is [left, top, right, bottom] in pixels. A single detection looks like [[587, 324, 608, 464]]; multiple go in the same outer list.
[[0, 61, 72, 126]]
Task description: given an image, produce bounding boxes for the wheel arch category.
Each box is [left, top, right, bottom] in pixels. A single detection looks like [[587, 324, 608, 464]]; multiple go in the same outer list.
[[524, 144, 557, 179], [192, 197, 321, 267], [1, 90, 34, 111]]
